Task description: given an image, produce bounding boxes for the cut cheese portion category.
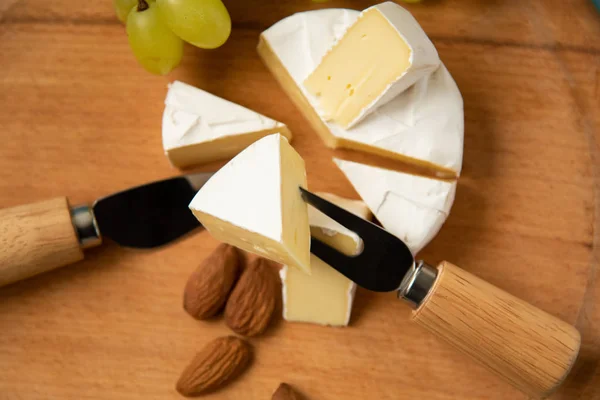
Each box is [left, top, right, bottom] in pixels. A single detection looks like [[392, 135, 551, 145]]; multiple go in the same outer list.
[[258, 8, 463, 177], [304, 2, 439, 129], [308, 192, 371, 256], [334, 158, 456, 255], [189, 134, 311, 274], [280, 258, 353, 327], [162, 81, 292, 169], [281, 193, 371, 326]]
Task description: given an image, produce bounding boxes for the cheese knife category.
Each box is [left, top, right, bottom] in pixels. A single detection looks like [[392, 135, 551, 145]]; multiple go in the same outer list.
[[300, 188, 580, 399], [0, 172, 213, 287]]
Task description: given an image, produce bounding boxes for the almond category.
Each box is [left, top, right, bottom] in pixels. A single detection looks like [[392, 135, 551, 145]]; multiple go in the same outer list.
[[183, 243, 241, 319], [176, 336, 251, 397], [272, 383, 299, 400], [225, 257, 278, 336]]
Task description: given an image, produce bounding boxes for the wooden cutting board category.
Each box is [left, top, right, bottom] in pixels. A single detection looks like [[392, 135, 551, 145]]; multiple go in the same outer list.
[[0, 1, 599, 399]]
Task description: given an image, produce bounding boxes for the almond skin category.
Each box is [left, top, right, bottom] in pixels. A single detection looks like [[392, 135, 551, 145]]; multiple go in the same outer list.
[[224, 257, 278, 336], [272, 383, 299, 400], [184, 243, 241, 319], [176, 336, 251, 397]]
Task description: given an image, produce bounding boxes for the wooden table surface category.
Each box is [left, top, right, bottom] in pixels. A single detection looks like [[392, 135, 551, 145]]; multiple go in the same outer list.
[[1, 1, 599, 399]]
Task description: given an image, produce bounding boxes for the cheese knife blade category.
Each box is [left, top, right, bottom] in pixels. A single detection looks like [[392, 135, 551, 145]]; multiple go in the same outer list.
[[300, 187, 580, 399], [0, 172, 212, 287], [90, 173, 211, 248]]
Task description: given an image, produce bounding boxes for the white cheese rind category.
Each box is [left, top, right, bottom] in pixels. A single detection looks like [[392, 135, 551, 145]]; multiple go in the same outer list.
[[280, 266, 288, 317], [189, 133, 311, 274], [261, 9, 464, 174], [189, 134, 285, 241], [162, 80, 285, 151], [334, 158, 457, 255]]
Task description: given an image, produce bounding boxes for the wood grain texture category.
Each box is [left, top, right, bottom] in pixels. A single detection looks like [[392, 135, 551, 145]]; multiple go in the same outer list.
[[0, 197, 83, 286], [0, 0, 598, 399], [413, 261, 581, 399]]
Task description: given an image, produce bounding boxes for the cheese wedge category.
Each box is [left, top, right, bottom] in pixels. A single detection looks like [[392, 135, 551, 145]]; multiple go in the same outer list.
[[281, 193, 372, 326], [304, 2, 439, 129], [162, 81, 292, 169], [189, 134, 311, 274], [334, 159, 456, 255], [258, 8, 463, 178]]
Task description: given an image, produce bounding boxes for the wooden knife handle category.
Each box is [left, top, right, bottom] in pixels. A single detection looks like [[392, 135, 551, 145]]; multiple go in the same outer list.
[[0, 197, 84, 287], [411, 261, 580, 399]]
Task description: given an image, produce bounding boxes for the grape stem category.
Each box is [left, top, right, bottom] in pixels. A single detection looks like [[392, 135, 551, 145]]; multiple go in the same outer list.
[[137, 0, 149, 12]]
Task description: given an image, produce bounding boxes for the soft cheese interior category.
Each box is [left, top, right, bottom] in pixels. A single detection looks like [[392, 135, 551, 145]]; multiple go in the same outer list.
[[308, 193, 372, 256], [189, 134, 311, 274], [281, 193, 372, 326], [334, 159, 456, 255], [258, 8, 463, 177], [304, 2, 439, 129], [163, 81, 292, 169]]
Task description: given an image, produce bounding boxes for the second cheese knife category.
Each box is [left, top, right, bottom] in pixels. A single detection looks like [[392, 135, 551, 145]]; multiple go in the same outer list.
[[0, 172, 213, 287], [300, 188, 581, 400]]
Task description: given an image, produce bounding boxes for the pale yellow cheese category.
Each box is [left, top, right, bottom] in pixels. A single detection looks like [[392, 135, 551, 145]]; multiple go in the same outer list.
[[304, 8, 412, 128], [281, 193, 371, 326], [167, 127, 292, 169], [282, 255, 354, 326], [189, 134, 311, 274], [308, 192, 372, 256], [279, 138, 311, 274]]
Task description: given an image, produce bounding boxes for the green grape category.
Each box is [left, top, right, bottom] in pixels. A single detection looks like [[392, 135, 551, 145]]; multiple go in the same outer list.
[[126, 0, 183, 75], [114, 0, 137, 23], [157, 0, 231, 50]]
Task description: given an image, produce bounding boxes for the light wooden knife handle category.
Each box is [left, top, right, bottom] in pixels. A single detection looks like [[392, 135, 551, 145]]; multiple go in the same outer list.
[[410, 261, 580, 399], [0, 197, 85, 287]]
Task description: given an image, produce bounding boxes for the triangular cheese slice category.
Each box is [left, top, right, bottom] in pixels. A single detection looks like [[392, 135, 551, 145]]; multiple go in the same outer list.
[[163, 81, 292, 169], [258, 8, 463, 178], [281, 193, 372, 326], [189, 134, 311, 274], [334, 158, 456, 255]]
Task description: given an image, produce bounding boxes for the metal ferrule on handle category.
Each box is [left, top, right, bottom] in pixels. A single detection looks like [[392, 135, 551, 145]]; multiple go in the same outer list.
[[70, 205, 102, 249], [398, 260, 437, 308]]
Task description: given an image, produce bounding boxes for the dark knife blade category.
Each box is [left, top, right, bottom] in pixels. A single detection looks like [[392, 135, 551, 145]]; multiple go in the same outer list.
[[92, 172, 212, 248], [300, 188, 413, 292]]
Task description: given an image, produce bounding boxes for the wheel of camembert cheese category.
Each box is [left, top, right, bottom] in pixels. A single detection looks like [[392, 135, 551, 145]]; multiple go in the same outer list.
[[258, 3, 464, 256]]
